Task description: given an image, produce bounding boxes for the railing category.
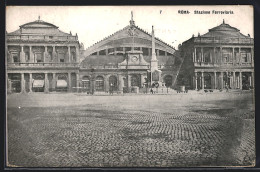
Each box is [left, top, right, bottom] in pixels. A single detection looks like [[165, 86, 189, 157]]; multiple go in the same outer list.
[[194, 37, 254, 44], [194, 62, 252, 67], [7, 62, 79, 67], [158, 65, 174, 69], [7, 35, 78, 42], [81, 64, 119, 69]]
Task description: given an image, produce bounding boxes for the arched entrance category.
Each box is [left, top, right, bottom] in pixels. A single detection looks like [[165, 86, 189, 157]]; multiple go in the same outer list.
[[95, 76, 104, 91], [82, 76, 90, 92], [131, 75, 139, 87], [242, 72, 252, 90], [109, 75, 118, 92], [164, 75, 173, 88], [9, 74, 21, 93], [204, 73, 212, 89], [56, 74, 68, 92], [33, 74, 44, 92]]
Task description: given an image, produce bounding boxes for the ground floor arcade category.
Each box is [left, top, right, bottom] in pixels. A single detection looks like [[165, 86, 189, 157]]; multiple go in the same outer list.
[[7, 71, 79, 93], [193, 70, 254, 90], [78, 72, 175, 94], [6, 71, 178, 94]]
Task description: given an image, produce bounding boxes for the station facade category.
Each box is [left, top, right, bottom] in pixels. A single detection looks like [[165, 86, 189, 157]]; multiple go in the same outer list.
[[6, 16, 254, 94], [177, 20, 254, 90], [6, 14, 182, 94]]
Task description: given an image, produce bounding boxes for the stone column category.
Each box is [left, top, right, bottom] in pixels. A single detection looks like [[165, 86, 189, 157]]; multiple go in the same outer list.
[[52, 73, 56, 91], [239, 72, 242, 89], [252, 72, 254, 88], [76, 47, 79, 63], [251, 48, 254, 67], [201, 47, 204, 62], [239, 47, 241, 65], [7, 77, 12, 94], [29, 73, 32, 92], [220, 72, 223, 89], [195, 72, 198, 90], [52, 46, 56, 62], [44, 46, 47, 63], [220, 47, 222, 64], [201, 72, 204, 89], [68, 72, 71, 92], [105, 49, 108, 55], [68, 46, 71, 63], [232, 47, 236, 66], [118, 75, 123, 93], [233, 72, 236, 89], [213, 47, 216, 64], [20, 46, 25, 63], [249, 75, 252, 87], [214, 72, 217, 89], [128, 74, 131, 92], [21, 73, 25, 93], [29, 46, 34, 63], [89, 76, 93, 94], [103, 75, 109, 92], [194, 47, 196, 62], [140, 74, 146, 87], [44, 73, 49, 93], [76, 73, 79, 92]]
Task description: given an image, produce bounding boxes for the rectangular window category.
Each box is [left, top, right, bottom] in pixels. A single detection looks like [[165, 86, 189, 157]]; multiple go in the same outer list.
[[13, 55, 19, 63], [241, 53, 248, 63], [222, 53, 232, 63], [25, 52, 30, 62], [58, 53, 65, 62], [36, 53, 43, 62]]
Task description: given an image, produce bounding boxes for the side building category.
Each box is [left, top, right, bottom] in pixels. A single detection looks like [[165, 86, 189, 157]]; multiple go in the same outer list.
[[177, 20, 254, 90], [79, 13, 182, 94], [6, 17, 81, 93]]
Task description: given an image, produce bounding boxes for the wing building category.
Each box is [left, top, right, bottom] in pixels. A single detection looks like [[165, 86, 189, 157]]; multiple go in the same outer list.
[[177, 20, 254, 90]]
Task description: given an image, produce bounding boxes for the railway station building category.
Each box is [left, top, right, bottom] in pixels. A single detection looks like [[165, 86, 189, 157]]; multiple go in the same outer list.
[[177, 20, 254, 90], [6, 13, 182, 94]]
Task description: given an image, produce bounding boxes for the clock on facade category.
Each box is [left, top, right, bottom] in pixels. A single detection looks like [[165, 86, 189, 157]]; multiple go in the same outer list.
[[131, 56, 139, 62]]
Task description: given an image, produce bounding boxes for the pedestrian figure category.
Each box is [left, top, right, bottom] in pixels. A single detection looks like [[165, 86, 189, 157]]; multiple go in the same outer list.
[[150, 88, 154, 94], [225, 83, 229, 92]]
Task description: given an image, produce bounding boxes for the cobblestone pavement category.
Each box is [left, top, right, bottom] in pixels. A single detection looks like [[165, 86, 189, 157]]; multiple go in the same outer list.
[[7, 92, 255, 167]]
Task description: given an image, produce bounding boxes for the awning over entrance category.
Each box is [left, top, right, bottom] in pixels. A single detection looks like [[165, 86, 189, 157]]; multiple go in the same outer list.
[[57, 80, 68, 88], [33, 80, 44, 88]]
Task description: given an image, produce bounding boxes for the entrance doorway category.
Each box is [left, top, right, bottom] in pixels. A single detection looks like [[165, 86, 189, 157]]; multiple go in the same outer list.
[[204, 73, 212, 89], [109, 76, 118, 92]]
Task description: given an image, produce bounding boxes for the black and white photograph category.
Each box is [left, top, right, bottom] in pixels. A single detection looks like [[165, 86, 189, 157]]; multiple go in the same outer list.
[[5, 5, 255, 167]]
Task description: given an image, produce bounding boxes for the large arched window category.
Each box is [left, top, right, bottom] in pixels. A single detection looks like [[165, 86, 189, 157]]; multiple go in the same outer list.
[[131, 75, 139, 87], [95, 76, 104, 91], [164, 75, 173, 87], [82, 76, 90, 90]]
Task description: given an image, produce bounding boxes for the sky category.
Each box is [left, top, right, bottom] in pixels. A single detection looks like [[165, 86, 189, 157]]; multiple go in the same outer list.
[[6, 6, 253, 50]]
